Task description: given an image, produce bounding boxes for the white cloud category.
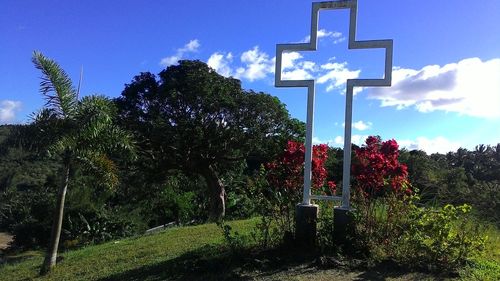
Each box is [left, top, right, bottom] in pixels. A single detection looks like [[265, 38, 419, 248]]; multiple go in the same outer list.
[[317, 61, 361, 92], [369, 57, 500, 118], [329, 134, 369, 147], [278, 53, 360, 90], [319, 135, 460, 154], [234, 46, 274, 82], [312, 136, 323, 144], [352, 120, 372, 131], [207, 52, 234, 77], [334, 135, 343, 145], [183, 39, 200, 52], [351, 134, 370, 146], [312, 136, 337, 146], [302, 29, 345, 44], [399, 136, 461, 154], [203, 42, 359, 96], [281, 52, 316, 80], [160, 39, 200, 67], [341, 120, 373, 131], [0, 100, 22, 123], [282, 52, 302, 69]]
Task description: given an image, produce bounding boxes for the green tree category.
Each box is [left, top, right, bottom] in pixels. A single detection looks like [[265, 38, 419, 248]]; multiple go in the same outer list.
[[116, 60, 303, 219], [25, 52, 134, 274]]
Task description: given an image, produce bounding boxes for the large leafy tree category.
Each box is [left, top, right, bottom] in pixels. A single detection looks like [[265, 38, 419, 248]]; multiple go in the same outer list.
[[116, 60, 303, 219], [23, 52, 135, 274]]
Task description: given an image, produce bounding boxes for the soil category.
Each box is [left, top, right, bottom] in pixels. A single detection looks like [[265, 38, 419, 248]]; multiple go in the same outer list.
[[0, 232, 13, 250]]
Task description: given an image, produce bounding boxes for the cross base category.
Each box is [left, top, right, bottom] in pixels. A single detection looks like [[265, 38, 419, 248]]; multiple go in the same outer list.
[[295, 203, 319, 247], [333, 206, 355, 246]]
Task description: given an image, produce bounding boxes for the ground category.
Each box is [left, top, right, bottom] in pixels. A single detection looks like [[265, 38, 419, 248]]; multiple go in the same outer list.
[[0, 219, 497, 280], [0, 233, 12, 251]]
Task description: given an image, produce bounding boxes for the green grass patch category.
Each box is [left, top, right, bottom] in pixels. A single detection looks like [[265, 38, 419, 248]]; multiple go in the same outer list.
[[460, 224, 500, 280], [0, 218, 258, 281], [0, 217, 499, 281]]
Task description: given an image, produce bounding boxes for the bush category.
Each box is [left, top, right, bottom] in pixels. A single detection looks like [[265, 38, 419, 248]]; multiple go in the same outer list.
[[395, 203, 486, 270], [63, 207, 146, 247], [0, 187, 55, 249], [11, 219, 51, 249], [260, 141, 333, 241], [352, 193, 486, 272], [347, 136, 485, 272]]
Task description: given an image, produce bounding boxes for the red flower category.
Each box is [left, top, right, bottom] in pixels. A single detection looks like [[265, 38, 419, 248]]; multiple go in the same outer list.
[[352, 136, 411, 197], [266, 140, 334, 192]]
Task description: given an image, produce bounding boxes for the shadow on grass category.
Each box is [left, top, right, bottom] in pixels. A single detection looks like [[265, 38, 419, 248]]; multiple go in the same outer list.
[[352, 260, 446, 281], [96, 243, 442, 281], [97, 244, 323, 281], [0, 248, 43, 266]]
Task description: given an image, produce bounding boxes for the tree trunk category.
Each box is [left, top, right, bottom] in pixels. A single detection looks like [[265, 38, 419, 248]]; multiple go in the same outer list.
[[40, 164, 70, 275], [200, 165, 226, 220]]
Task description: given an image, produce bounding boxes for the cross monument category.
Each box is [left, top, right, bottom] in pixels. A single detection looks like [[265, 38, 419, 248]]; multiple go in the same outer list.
[[275, 0, 393, 244]]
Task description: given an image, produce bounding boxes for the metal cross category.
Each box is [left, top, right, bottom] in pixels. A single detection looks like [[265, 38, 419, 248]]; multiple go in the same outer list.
[[275, 0, 393, 209]]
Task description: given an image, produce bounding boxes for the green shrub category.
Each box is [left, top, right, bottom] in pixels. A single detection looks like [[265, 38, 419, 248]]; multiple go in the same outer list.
[[352, 192, 486, 272], [217, 220, 247, 253], [395, 203, 486, 271], [248, 166, 292, 248], [63, 207, 145, 247]]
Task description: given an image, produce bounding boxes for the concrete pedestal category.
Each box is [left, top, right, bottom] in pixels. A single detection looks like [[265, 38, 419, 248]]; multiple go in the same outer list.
[[295, 204, 319, 247], [333, 207, 354, 246]]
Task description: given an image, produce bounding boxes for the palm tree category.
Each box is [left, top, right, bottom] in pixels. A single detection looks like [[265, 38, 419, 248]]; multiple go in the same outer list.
[[28, 51, 134, 274]]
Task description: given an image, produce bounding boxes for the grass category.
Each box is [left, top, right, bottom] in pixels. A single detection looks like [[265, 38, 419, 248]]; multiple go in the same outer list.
[[0, 217, 498, 281], [0, 218, 257, 281], [459, 224, 500, 281]]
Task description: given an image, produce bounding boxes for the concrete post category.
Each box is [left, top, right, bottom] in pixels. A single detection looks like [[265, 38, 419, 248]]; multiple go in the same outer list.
[[333, 206, 355, 246], [295, 203, 319, 247]]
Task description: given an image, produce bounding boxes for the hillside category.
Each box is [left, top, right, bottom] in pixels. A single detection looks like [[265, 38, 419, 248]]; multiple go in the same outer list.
[[1, 218, 499, 281]]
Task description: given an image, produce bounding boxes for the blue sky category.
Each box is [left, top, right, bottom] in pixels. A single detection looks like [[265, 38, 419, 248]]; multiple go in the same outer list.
[[1, 0, 499, 154]]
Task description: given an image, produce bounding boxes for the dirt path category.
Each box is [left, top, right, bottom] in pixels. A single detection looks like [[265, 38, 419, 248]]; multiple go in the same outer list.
[[0, 232, 13, 250]]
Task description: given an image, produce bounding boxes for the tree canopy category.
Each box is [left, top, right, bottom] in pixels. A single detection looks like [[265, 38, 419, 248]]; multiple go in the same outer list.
[[116, 60, 304, 218]]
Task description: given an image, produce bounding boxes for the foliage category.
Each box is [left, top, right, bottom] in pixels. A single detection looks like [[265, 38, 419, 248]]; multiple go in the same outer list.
[[2, 188, 55, 249], [352, 135, 410, 197], [62, 207, 144, 248], [395, 203, 486, 271], [2, 53, 500, 269], [350, 136, 486, 272], [116, 60, 303, 218], [266, 140, 332, 193], [249, 141, 334, 246], [0, 217, 496, 281], [350, 136, 411, 249], [20, 51, 136, 274], [352, 193, 487, 272], [216, 220, 247, 253], [399, 144, 500, 225]]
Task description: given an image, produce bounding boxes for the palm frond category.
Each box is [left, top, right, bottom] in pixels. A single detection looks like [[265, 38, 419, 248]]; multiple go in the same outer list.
[[76, 152, 119, 190], [7, 109, 66, 154], [32, 51, 77, 118], [74, 96, 137, 159]]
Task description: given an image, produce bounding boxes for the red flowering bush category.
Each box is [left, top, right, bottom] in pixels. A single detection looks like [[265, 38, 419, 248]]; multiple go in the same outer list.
[[350, 136, 416, 262], [265, 140, 334, 195], [352, 136, 410, 197], [255, 140, 335, 241]]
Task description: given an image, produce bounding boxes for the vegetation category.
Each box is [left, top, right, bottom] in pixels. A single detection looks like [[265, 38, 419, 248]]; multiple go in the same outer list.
[[0, 217, 498, 280], [6, 52, 135, 274], [0, 56, 499, 279], [115, 60, 303, 219]]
